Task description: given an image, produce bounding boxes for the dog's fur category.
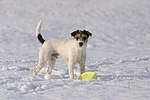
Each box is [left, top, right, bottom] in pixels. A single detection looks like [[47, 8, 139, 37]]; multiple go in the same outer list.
[[33, 21, 92, 79]]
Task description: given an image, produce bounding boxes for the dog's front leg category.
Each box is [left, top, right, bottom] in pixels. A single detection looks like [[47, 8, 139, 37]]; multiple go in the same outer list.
[[68, 62, 75, 79], [79, 56, 86, 74], [79, 61, 85, 74]]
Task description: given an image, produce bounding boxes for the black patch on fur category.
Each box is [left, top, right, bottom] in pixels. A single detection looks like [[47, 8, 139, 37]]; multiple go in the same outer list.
[[37, 34, 45, 44], [71, 30, 92, 38], [71, 30, 79, 37], [83, 30, 92, 38]]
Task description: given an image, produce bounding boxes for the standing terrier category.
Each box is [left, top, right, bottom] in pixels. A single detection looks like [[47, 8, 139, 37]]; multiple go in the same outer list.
[[33, 21, 92, 79]]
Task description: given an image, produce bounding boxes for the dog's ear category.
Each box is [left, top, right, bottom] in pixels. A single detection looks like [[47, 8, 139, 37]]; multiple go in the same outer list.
[[83, 30, 92, 38], [71, 30, 79, 37]]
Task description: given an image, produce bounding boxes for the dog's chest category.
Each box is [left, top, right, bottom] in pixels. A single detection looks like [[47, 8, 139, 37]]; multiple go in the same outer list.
[[73, 48, 86, 62]]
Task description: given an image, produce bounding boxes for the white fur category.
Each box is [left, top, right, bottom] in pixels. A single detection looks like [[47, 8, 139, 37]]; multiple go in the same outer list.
[[36, 20, 42, 37], [33, 21, 87, 79]]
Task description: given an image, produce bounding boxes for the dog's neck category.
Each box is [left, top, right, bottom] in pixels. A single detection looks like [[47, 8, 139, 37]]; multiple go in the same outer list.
[[73, 41, 87, 55]]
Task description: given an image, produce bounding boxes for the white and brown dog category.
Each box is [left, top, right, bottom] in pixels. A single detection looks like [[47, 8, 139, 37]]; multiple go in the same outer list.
[[33, 21, 92, 79]]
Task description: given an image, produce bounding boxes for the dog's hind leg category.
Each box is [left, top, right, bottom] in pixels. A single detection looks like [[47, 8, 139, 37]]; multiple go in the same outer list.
[[33, 59, 47, 75], [47, 56, 56, 74], [33, 47, 49, 75]]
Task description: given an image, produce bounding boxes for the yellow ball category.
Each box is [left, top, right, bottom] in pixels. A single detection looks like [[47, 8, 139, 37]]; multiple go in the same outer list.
[[78, 72, 98, 81]]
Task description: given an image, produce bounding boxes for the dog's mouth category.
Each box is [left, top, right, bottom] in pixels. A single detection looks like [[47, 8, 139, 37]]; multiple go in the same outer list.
[[79, 42, 83, 47]]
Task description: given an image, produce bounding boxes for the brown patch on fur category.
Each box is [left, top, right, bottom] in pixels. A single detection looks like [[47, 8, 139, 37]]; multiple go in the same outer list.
[[74, 33, 88, 42], [71, 30, 92, 43], [51, 53, 59, 58]]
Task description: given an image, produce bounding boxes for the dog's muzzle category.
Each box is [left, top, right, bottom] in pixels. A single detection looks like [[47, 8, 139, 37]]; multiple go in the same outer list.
[[79, 42, 83, 47]]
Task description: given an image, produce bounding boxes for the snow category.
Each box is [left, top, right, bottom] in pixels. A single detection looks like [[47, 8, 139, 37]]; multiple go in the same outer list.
[[0, 0, 150, 100]]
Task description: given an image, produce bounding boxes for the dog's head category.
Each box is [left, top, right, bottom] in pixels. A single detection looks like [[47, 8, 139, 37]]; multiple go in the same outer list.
[[71, 30, 92, 47]]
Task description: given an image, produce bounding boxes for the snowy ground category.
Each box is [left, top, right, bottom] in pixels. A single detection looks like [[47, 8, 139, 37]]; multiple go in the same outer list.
[[0, 0, 150, 100]]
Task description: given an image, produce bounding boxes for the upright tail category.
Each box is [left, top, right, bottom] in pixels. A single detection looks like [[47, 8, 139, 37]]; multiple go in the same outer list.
[[36, 21, 45, 44]]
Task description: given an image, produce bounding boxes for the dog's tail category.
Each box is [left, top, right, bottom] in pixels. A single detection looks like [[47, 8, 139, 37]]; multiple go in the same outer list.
[[36, 21, 45, 44]]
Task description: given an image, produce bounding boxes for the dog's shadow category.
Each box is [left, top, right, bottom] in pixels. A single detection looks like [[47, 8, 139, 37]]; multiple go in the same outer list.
[[35, 74, 63, 80], [46, 74, 63, 79]]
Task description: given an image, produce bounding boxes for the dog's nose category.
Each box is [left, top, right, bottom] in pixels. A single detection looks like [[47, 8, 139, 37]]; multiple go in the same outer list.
[[79, 42, 83, 47]]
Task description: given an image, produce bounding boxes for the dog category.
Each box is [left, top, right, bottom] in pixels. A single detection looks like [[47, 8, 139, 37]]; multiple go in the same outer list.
[[33, 21, 92, 79]]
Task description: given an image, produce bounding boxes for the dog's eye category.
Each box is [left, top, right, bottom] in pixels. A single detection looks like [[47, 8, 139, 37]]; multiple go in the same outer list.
[[83, 37, 87, 41], [76, 37, 79, 40]]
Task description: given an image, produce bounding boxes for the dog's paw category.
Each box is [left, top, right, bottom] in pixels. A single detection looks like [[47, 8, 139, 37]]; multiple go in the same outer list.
[[44, 74, 50, 80], [32, 67, 41, 76]]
